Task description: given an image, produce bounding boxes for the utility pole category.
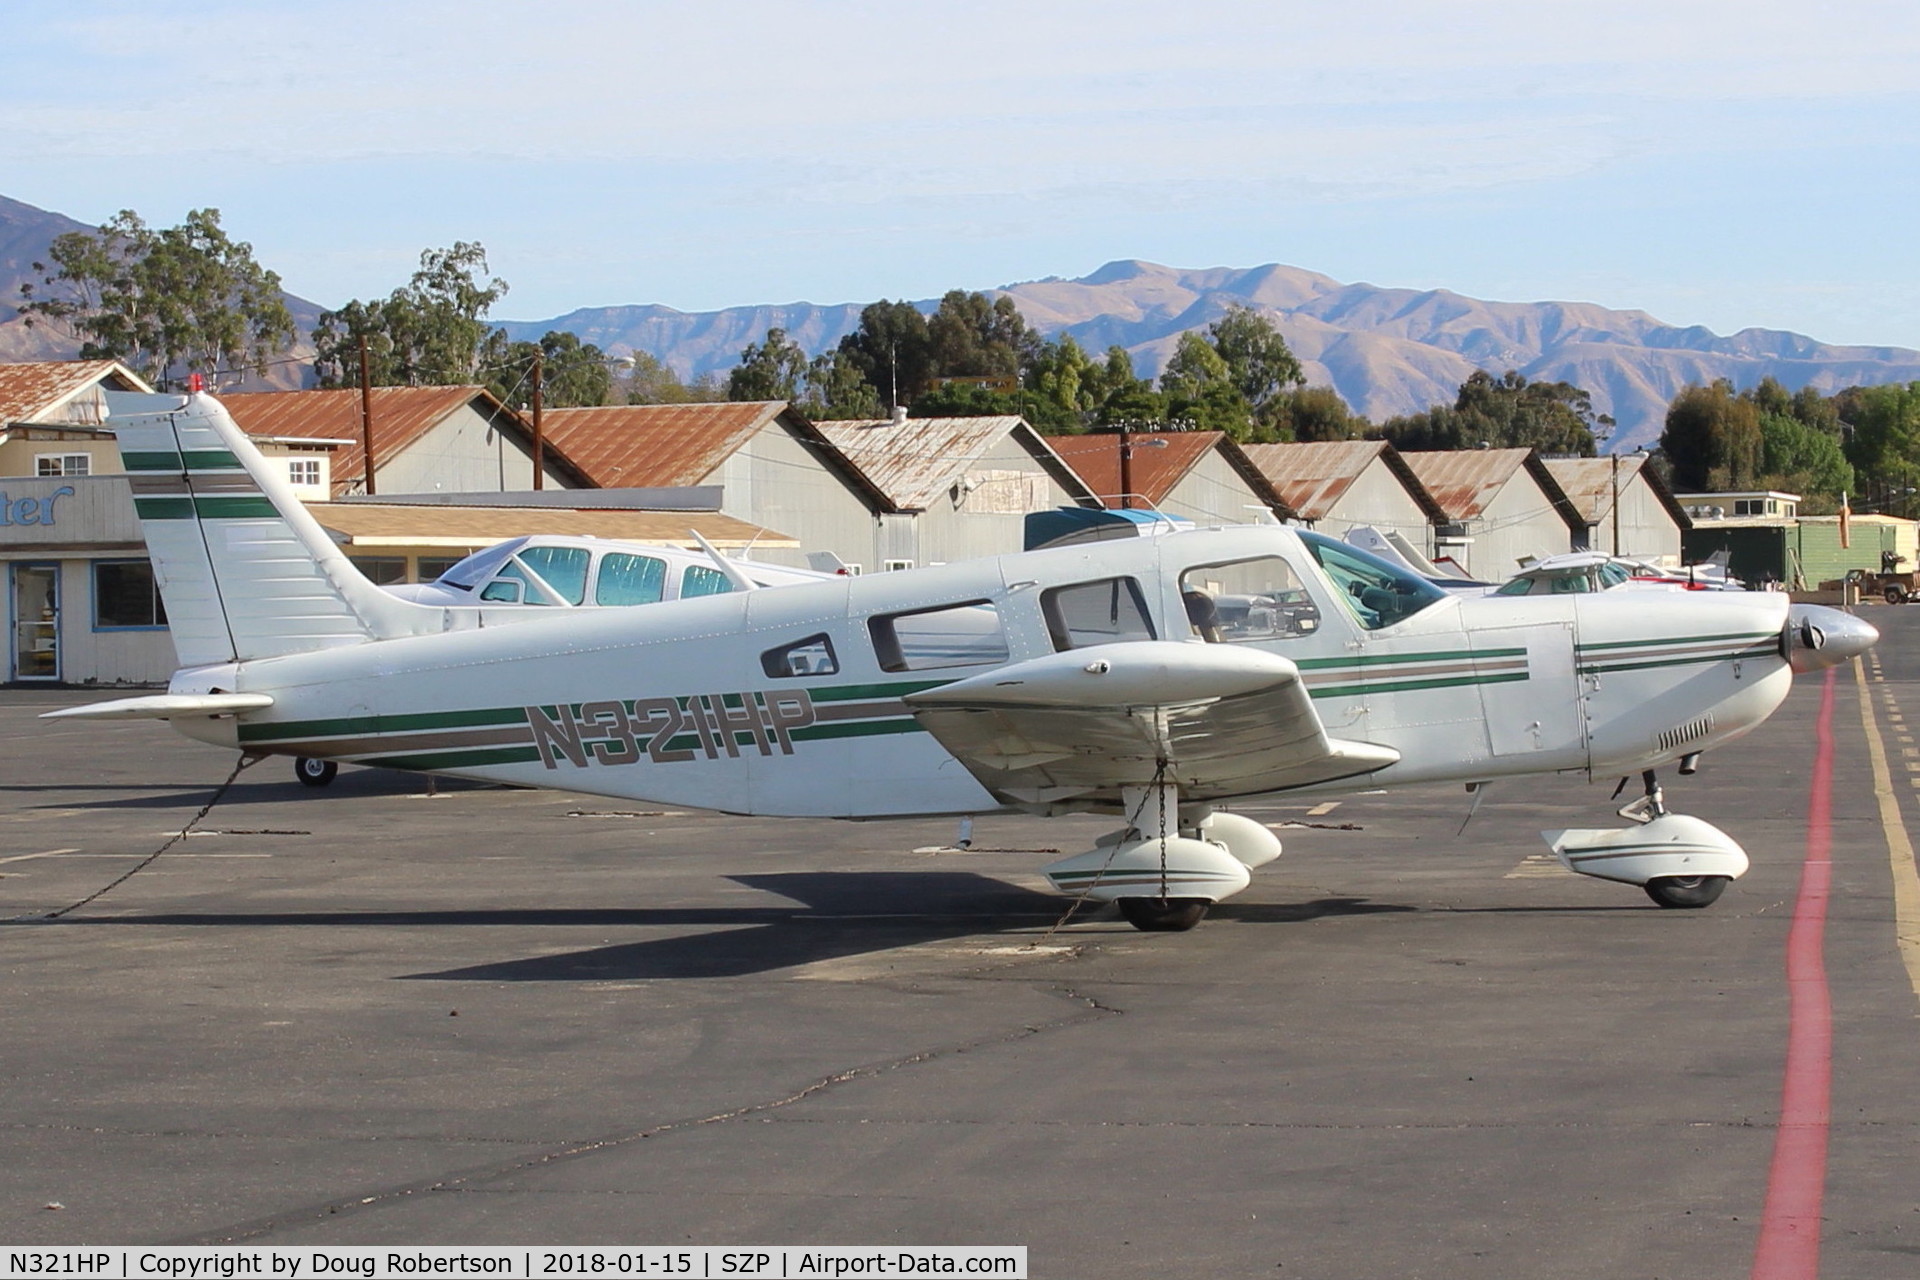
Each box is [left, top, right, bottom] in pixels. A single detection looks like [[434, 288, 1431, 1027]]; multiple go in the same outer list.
[[357, 333, 376, 496], [1118, 425, 1133, 510], [1610, 453, 1620, 556], [531, 352, 545, 491]]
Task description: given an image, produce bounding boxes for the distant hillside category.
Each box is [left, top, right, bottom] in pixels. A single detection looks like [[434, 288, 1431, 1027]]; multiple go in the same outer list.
[[499, 260, 1920, 451], [5, 187, 1916, 449]]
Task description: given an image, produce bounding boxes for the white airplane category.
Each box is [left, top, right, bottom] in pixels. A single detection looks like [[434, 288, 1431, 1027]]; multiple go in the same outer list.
[[48, 391, 1877, 931], [387, 534, 830, 611]]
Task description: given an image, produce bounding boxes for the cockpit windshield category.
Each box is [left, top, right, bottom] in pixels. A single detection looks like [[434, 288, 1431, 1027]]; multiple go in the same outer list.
[[1297, 530, 1449, 630]]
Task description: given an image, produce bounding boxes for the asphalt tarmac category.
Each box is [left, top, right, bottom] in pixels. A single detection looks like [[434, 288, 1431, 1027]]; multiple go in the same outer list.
[[3, 608, 1918, 1278]]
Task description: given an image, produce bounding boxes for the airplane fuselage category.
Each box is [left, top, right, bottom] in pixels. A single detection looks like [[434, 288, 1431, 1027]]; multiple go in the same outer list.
[[165, 526, 1798, 818]]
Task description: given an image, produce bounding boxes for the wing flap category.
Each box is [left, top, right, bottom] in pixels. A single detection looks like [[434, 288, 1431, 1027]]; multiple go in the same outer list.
[[904, 642, 1397, 805]]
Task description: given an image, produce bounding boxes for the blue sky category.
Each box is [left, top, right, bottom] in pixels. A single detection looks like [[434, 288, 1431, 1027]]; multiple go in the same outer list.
[[8, 1, 1919, 348]]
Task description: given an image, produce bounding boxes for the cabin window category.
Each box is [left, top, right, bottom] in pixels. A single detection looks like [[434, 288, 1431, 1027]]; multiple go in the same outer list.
[[479, 578, 523, 603], [93, 560, 167, 629], [869, 600, 1009, 672], [1042, 577, 1156, 651], [1298, 531, 1448, 630], [762, 633, 839, 678], [595, 553, 667, 606], [1177, 557, 1321, 642], [517, 545, 590, 605], [682, 564, 733, 598]]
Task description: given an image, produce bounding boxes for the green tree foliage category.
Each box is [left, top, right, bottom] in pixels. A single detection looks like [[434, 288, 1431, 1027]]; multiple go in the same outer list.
[[1148, 305, 1306, 440], [1759, 411, 1853, 499], [487, 330, 614, 411], [800, 349, 884, 420], [1382, 370, 1601, 456], [1660, 380, 1762, 490], [1206, 303, 1305, 407], [1266, 386, 1370, 441], [727, 327, 811, 401], [926, 290, 1040, 379], [1836, 381, 1920, 509], [835, 300, 934, 407], [1660, 375, 1861, 506], [314, 242, 508, 388], [613, 351, 725, 405], [19, 208, 296, 388]]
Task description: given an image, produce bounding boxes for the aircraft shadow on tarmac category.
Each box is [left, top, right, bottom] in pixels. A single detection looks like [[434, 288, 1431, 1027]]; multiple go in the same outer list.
[[36, 872, 1417, 980]]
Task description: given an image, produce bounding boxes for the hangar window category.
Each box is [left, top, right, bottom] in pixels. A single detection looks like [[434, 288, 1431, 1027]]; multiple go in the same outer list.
[[1042, 577, 1156, 651], [870, 600, 1009, 672]]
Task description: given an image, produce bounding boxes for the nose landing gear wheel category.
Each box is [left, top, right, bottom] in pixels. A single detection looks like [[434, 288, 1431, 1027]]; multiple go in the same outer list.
[[1117, 897, 1211, 932], [1644, 875, 1728, 909], [294, 757, 338, 788]]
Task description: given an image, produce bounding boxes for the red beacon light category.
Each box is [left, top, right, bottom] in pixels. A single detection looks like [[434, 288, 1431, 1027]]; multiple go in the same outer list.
[[187, 373, 205, 393]]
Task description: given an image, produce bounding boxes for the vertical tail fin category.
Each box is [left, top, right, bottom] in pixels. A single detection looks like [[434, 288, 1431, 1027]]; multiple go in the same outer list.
[[107, 390, 428, 667]]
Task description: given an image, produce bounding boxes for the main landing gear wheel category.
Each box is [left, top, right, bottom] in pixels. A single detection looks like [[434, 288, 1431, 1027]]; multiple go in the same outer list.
[[1117, 897, 1211, 932], [1644, 875, 1729, 909], [294, 757, 338, 788]]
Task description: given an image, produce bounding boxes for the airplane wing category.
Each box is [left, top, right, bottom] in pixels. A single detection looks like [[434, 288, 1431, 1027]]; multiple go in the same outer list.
[[902, 641, 1398, 808]]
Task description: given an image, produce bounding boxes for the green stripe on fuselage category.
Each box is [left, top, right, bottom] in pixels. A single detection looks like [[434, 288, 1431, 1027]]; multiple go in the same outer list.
[[238, 706, 533, 744]]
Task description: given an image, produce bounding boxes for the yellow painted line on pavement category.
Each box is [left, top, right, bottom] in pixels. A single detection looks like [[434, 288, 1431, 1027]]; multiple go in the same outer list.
[[1854, 660, 1920, 1012]]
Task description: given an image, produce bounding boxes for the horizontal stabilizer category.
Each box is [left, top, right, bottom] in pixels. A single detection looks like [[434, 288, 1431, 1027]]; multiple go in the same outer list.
[[41, 693, 275, 722]]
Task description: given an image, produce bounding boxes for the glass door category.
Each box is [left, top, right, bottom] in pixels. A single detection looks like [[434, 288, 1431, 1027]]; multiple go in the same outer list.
[[10, 563, 59, 681]]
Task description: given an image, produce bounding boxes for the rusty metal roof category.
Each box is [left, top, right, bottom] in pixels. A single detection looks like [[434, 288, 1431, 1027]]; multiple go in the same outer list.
[[542, 402, 896, 514], [220, 386, 591, 496], [1240, 441, 1387, 519], [1241, 440, 1446, 525], [816, 415, 1053, 510], [309, 502, 794, 551], [1401, 448, 1584, 531], [1044, 431, 1293, 517], [1543, 456, 1691, 530], [1399, 449, 1537, 519], [0, 360, 150, 427], [541, 402, 786, 487]]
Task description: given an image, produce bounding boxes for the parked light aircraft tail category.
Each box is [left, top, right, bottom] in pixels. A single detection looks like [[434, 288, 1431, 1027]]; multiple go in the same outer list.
[[50, 392, 1879, 930]]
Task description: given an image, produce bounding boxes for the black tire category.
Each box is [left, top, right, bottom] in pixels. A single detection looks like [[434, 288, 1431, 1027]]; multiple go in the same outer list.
[[1886, 584, 1907, 605], [1117, 897, 1211, 932], [1643, 875, 1729, 909], [295, 757, 339, 788]]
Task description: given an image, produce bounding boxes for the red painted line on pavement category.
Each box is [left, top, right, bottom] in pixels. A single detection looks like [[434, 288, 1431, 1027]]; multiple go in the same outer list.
[[1751, 666, 1837, 1280]]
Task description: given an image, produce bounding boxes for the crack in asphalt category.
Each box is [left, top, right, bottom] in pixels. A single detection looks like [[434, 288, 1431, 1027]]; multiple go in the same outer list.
[[171, 982, 1121, 1245]]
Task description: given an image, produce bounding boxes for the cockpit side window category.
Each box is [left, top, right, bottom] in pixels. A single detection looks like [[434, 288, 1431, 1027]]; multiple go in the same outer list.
[[1041, 577, 1156, 651], [515, 545, 590, 605], [1177, 557, 1321, 643], [1297, 530, 1448, 630], [869, 600, 1010, 672]]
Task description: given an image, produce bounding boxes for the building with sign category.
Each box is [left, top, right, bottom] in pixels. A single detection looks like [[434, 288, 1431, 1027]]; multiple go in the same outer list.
[[2, 362, 171, 684]]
